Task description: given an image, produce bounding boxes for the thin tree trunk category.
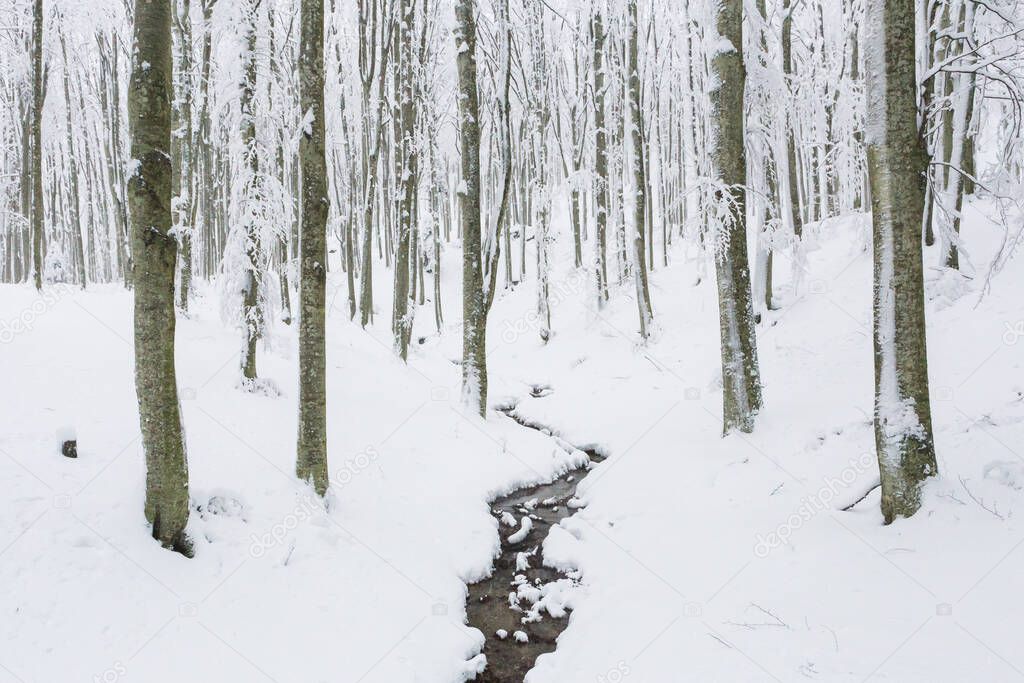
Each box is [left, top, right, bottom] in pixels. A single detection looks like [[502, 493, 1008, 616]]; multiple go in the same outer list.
[[392, 0, 416, 360], [31, 0, 45, 290], [593, 9, 609, 307], [240, 0, 263, 383], [455, 0, 487, 417], [628, 0, 652, 339], [783, 0, 802, 239], [59, 30, 87, 288], [173, 0, 195, 311]]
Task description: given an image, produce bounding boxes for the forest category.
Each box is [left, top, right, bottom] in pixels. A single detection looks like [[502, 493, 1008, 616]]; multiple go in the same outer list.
[[2, 0, 1024, 680]]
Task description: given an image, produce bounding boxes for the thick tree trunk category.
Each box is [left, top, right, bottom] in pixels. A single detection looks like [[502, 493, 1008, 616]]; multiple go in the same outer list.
[[128, 0, 192, 554], [296, 0, 329, 495], [712, 0, 763, 434], [455, 0, 487, 417], [865, 0, 938, 523]]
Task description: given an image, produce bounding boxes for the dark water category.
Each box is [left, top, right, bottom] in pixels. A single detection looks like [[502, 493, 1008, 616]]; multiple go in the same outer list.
[[465, 405, 602, 682]]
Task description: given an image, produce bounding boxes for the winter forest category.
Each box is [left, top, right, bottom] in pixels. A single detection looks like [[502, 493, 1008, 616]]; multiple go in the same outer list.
[[2, 0, 1024, 679]]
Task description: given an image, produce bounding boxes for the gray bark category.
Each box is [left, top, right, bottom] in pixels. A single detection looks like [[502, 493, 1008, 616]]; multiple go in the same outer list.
[[712, 0, 763, 434], [31, 0, 44, 290], [783, 0, 802, 239], [59, 29, 86, 288], [455, 0, 487, 417], [128, 0, 192, 554], [392, 0, 416, 360], [866, 0, 938, 523], [627, 0, 652, 339], [240, 0, 263, 383], [593, 10, 609, 306], [296, 0, 329, 495]]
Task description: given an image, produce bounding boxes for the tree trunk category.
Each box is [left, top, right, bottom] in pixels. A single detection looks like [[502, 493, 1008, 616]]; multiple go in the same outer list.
[[59, 30, 87, 288], [128, 0, 192, 555], [712, 0, 763, 434], [173, 0, 195, 311], [240, 0, 263, 383], [392, 0, 417, 360], [783, 0, 802, 239], [593, 9, 609, 307], [865, 0, 938, 523], [31, 0, 45, 290], [296, 0, 329, 495], [455, 0, 487, 417], [627, 0, 653, 339]]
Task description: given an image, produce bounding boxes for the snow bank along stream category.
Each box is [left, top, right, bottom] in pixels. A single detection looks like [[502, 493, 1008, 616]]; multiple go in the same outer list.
[[465, 397, 604, 681]]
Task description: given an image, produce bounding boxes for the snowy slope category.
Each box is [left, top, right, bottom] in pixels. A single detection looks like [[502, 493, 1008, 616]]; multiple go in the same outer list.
[[2, 199, 1023, 682], [0, 281, 584, 682], [470, 203, 1024, 682]]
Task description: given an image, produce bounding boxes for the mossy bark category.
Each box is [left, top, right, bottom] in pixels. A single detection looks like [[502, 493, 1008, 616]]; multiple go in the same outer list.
[[712, 0, 763, 434], [296, 0, 329, 495], [865, 0, 938, 523], [128, 0, 192, 554], [455, 0, 487, 417]]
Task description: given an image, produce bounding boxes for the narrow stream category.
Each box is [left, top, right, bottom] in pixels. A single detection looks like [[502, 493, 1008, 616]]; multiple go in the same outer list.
[[465, 400, 603, 682]]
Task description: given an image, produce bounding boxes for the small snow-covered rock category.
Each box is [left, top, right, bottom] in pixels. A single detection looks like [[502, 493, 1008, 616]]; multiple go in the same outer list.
[[508, 516, 533, 544], [513, 630, 529, 643], [516, 551, 531, 571], [495, 629, 508, 640]]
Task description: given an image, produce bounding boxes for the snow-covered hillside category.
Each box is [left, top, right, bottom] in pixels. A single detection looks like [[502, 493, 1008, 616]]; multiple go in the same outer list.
[[3, 202, 1022, 682]]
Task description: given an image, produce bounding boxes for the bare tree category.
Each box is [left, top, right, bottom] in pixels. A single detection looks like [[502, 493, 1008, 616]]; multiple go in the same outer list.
[[296, 0, 329, 495], [455, 0, 487, 416], [711, 0, 763, 434], [128, 0, 192, 554], [865, 0, 938, 522]]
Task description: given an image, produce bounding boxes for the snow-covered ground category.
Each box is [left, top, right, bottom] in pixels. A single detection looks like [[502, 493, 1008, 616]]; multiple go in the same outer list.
[[3, 200, 1023, 682]]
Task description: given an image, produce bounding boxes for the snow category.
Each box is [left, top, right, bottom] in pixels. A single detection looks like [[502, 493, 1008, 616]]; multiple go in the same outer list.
[[0, 281, 580, 682], [3, 197, 1024, 682], [507, 516, 533, 544]]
